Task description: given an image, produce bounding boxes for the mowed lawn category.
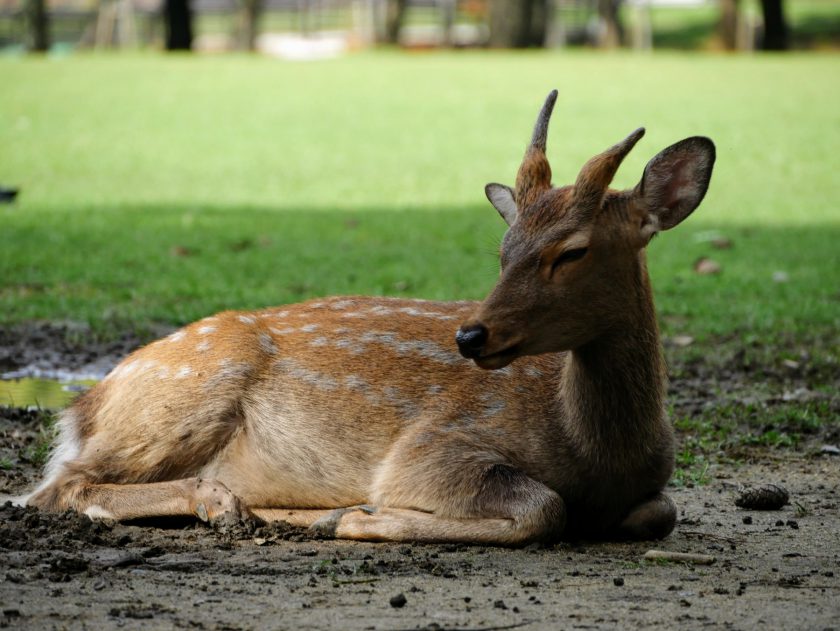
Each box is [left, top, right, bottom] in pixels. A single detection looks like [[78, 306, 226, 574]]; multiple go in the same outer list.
[[1, 52, 838, 342]]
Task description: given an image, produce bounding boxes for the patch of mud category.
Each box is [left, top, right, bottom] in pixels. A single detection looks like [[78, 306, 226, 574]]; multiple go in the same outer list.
[[0, 321, 161, 381]]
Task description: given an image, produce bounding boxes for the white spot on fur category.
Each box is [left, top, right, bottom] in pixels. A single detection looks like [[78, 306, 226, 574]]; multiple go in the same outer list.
[[84, 505, 115, 520], [330, 300, 356, 310], [259, 333, 278, 355], [157, 366, 170, 379], [396, 307, 456, 321], [310, 337, 328, 347], [270, 327, 296, 335], [175, 366, 192, 379], [198, 325, 216, 335], [196, 341, 211, 353], [204, 359, 253, 390], [120, 360, 139, 375], [301, 324, 319, 333], [310, 302, 325, 309], [273, 358, 338, 391], [168, 330, 186, 343], [238, 315, 256, 325], [273, 311, 289, 318]]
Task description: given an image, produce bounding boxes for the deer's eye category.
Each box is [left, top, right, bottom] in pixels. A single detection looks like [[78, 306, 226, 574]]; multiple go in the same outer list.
[[551, 247, 588, 273]]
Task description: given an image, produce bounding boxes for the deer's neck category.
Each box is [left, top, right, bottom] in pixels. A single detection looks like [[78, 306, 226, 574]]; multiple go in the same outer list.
[[560, 266, 669, 469]]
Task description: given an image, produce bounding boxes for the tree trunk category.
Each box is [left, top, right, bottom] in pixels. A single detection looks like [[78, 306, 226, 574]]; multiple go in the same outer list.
[[488, 0, 549, 48], [597, 0, 623, 48], [759, 0, 788, 50], [237, 0, 263, 51], [384, 0, 408, 44], [164, 0, 193, 50], [720, 0, 740, 50], [25, 0, 49, 52]]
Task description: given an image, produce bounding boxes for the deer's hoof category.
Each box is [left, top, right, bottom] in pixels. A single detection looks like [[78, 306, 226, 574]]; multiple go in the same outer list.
[[190, 478, 246, 523]]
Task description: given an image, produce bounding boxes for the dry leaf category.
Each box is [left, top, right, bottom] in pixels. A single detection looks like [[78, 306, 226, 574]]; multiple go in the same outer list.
[[693, 257, 721, 275], [169, 245, 195, 257], [711, 237, 733, 249]]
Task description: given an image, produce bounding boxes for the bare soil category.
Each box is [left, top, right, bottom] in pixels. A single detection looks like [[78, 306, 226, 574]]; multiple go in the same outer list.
[[1, 324, 838, 630]]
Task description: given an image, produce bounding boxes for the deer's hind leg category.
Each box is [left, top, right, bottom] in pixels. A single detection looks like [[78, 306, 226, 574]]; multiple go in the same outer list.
[[27, 378, 249, 523], [28, 472, 245, 522], [307, 428, 567, 546]]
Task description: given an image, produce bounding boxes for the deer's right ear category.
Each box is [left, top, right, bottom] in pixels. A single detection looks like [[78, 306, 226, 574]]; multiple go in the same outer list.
[[485, 183, 517, 226], [635, 137, 716, 240]]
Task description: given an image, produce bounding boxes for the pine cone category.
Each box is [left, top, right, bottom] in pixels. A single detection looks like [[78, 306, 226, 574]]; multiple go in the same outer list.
[[735, 484, 789, 510]]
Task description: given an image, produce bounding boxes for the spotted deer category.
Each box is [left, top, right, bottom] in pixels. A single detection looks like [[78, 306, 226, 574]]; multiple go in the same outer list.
[[23, 91, 715, 545]]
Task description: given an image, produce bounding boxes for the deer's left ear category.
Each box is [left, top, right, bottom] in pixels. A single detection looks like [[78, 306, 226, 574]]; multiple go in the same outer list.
[[634, 137, 716, 242], [485, 183, 518, 226]]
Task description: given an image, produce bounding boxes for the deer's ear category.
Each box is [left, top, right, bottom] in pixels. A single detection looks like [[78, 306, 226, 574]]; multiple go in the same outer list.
[[485, 183, 517, 226], [635, 137, 715, 239]]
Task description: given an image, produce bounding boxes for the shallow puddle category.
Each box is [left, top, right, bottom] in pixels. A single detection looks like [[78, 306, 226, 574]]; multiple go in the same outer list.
[[0, 378, 96, 409]]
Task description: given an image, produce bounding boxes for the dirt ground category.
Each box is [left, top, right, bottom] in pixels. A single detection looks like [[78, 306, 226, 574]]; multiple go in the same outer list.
[[1, 324, 838, 630]]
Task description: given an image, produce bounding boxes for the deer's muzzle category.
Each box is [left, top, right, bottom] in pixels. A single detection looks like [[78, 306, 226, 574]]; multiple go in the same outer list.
[[455, 324, 488, 360]]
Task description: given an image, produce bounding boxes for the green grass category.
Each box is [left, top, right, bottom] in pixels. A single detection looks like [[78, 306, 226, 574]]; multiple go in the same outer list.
[[1, 52, 838, 342]]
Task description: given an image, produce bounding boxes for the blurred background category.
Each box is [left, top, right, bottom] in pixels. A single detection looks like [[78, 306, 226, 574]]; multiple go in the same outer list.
[[3, 0, 839, 54]]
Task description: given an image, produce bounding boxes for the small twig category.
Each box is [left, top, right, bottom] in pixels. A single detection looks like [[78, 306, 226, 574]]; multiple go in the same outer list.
[[334, 577, 380, 585], [392, 623, 533, 631], [643, 550, 716, 565], [680, 529, 745, 545]]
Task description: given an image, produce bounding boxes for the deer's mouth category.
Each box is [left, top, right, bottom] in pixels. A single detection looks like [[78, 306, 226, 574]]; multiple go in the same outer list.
[[473, 344, 521, 370]]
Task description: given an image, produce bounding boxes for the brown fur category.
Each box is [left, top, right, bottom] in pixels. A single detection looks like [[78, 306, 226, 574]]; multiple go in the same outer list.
[[25, 92, 715, 545]]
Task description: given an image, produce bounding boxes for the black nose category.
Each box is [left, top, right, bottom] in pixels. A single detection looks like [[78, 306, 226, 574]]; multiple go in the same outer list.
[[456, 325, 488, 359]]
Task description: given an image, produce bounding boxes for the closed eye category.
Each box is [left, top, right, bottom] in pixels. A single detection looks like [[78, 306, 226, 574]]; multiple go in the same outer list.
[[552, 247, 588, 272]]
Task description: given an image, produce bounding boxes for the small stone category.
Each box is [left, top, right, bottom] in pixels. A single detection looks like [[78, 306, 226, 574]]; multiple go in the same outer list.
[[742, 516, 753, 525], [772, 271, 789, 283], [613, 577, 625, 586], [493, 600, 508, 610], [389, 593, 407, 608], [820, 445, 840, 456]]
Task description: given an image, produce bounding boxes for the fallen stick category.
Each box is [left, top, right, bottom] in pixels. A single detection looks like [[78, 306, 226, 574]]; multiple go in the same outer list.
[[643, 550, 716, 565]]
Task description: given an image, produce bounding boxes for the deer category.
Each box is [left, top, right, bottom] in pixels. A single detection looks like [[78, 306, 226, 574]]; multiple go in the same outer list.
[[20, 90, 715, 545]]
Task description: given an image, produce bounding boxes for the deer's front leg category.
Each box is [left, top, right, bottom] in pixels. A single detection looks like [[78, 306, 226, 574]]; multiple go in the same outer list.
[[615, 492, 676, 540], [309, 428, 567, 546]]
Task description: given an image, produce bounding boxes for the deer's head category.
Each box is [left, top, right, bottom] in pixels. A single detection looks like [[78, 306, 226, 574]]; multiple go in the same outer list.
[[456, 90, 715, 369]]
